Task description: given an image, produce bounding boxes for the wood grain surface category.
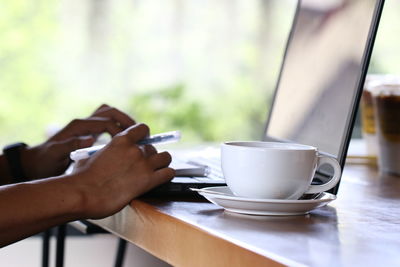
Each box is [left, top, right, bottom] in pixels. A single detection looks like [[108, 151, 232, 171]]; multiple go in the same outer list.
[[91, 164, 400, 267]]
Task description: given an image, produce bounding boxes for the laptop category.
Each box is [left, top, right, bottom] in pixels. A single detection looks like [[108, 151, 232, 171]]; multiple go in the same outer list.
[[149, 0, 385, 196]]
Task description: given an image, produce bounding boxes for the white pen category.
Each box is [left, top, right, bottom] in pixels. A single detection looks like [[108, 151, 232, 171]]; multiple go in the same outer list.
[[70, 130, 181, 162]]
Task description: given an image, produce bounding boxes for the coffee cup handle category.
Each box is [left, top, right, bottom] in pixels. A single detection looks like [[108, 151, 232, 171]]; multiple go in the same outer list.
[[305, 155, 342, 194]]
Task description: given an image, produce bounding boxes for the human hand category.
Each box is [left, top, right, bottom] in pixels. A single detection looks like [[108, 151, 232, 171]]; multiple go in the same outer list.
[[70, 123, 174, 219], [21, 104, 136, 179]]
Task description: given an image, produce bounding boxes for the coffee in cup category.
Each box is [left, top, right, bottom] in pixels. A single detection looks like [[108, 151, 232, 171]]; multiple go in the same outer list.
[[361, 74, 399, 158], [221, 141, 341, 200], [371, 80, 400, 176]]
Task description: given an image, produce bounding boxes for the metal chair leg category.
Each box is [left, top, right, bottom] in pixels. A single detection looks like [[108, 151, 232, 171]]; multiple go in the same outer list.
[[114, 238, 127, 267], [52, 223, 127, 267], [55, 224, 67, 267], [42, 229, 52, 267]]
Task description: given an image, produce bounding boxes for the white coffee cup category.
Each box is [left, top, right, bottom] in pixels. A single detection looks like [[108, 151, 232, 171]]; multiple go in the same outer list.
[[221, 141, 341, 200]]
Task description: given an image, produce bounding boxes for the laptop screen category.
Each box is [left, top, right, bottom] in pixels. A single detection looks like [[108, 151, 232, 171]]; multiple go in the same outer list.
[[265, 0, 383, 162]]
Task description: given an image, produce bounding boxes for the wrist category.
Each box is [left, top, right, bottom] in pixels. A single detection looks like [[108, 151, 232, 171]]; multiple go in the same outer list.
[[66, 168, 114, 220], [36, 173, 89, 221], [63, 171, 94, 219]]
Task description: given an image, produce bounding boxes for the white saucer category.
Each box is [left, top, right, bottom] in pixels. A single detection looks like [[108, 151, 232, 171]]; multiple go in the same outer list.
[[196, 186, 336, 216]]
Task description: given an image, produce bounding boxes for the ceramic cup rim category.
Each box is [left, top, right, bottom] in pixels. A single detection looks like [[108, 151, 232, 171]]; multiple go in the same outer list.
[[222, 141, 317, 152]]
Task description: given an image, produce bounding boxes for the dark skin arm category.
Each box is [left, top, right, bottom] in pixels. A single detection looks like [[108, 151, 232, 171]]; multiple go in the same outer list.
[[0, 123, 174, 247], [0, 104, 136, 184], [0, 106, 175, 247]]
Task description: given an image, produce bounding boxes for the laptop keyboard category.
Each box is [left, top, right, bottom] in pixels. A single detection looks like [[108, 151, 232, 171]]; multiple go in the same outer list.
[[186, 156, 224, 181], [171, 147, 225, 182]]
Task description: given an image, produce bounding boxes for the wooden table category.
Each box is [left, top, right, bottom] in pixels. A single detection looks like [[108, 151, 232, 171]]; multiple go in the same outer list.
[[90, 163, 400, 267]]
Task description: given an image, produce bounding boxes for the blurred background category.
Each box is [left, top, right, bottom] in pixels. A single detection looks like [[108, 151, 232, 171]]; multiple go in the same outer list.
[[0, 1, 398, 266], [0, 0, 399, 146]]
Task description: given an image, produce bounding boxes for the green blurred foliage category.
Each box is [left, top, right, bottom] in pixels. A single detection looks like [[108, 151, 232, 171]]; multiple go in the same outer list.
[[0, 1, 273, 147], [128, 80, 269, 143], [128, 84, 215, 142], [1, 0, 400, 148], [0, 0, 58, 145]]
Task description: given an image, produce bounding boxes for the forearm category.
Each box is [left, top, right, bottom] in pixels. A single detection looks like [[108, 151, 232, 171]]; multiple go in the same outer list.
[[0, 174, 84, 247]]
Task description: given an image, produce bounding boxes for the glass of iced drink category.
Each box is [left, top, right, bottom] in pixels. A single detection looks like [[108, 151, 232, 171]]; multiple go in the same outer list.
[[371, 77, 400, 176]]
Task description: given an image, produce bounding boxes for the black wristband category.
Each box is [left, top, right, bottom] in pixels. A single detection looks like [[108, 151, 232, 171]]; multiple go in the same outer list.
[[2, 142, 28, 183]]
